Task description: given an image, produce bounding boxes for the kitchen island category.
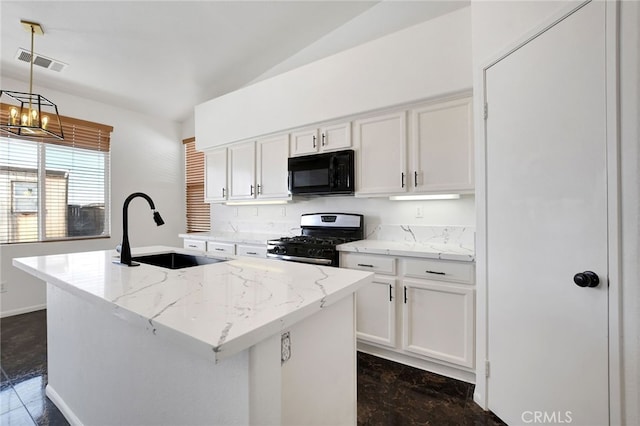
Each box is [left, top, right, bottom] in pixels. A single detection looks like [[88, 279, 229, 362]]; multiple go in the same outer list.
[[13, 246, 373, 425]]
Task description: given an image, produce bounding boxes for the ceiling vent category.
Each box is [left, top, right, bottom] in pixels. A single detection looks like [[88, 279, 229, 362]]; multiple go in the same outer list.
[[15, 48, 68, 72]]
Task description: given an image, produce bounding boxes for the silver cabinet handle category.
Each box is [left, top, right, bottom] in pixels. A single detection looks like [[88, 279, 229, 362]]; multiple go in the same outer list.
[[222, 188, 226, 197], [357, 263, 374, 268], [321, 133, 326, 146], [401, 173, 405, 188], [246, 251, 257, 255], [257, 184, 262, 195], [250, 185, 254, 196], [312, 135, 317, 148], [215, 248, 225, 252], [414, 171, 418, 187], [188, 244, 197, 248], [425, 270, 446, 275]]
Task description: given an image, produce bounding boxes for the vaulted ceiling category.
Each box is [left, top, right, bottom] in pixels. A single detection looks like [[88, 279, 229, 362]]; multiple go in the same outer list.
[[1, 1, 469, 123]]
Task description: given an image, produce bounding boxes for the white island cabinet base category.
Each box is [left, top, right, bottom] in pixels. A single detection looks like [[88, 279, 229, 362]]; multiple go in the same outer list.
[[14, 246, 371, 426]]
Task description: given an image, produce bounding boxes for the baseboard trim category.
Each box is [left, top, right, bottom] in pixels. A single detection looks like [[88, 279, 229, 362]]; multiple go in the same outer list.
[[46, 384, 82, 426], [0, 304, 45, 318]]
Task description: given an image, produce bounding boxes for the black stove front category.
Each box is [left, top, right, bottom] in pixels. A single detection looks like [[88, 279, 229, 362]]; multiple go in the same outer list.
[[266, 213, 364, 267]]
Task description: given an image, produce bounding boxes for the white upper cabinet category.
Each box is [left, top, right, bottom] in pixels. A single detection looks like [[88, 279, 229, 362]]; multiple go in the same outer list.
[[411, 96, 474, 192], [204, 147, 228, 202], [256, 133, 290, 199], [290, 128, 319, 156], [228, 141, 256, 200], [354, 112, 407, 196], [290, 122, 351, 156]]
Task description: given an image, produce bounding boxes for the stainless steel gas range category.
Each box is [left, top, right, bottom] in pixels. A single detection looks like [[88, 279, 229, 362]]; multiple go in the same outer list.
[[266, 213, 364, 267]]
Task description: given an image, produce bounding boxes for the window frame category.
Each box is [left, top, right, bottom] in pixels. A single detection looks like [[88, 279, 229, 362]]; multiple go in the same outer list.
[[0, 104, 113, 244]]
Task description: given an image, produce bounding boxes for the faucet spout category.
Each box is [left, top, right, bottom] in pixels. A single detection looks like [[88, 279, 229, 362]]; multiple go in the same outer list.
[[119, 192, 165, 266]]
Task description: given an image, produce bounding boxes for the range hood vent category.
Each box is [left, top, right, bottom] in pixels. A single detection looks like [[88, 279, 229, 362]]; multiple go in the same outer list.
[[15, 48, 67, 72]]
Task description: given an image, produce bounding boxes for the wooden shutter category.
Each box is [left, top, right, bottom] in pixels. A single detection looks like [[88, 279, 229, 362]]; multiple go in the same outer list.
[[184, 138, 209, 232]]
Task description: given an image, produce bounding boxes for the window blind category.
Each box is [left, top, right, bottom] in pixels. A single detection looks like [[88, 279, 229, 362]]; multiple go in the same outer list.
[[184, 137, 210, 232], [0, 105, 112, 244]]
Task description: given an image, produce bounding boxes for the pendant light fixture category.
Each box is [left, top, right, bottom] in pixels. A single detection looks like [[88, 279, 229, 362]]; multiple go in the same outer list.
[[0, 20, 64, 140]]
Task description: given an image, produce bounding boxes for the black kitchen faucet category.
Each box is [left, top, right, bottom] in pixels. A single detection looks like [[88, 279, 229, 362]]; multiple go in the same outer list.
[[118, 192, 164, 266]]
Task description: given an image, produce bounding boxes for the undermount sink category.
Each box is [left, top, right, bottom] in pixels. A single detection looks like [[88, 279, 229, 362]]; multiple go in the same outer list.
[[132, 252, 226, 270]]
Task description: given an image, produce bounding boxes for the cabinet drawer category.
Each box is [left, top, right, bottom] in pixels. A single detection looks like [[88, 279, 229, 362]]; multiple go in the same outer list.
[[206, 241, 236, 255], [236, 244, 267, 258], [403, 258, 474, 284], [341, 254, 396, 275], [183, 239, 206, 251]]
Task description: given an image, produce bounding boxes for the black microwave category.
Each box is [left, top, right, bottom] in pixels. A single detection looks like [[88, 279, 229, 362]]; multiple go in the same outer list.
[[288, 149, 355, 196]]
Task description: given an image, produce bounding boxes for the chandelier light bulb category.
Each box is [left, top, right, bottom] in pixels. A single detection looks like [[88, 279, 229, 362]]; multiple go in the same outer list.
[[42, 115, 49, 129]]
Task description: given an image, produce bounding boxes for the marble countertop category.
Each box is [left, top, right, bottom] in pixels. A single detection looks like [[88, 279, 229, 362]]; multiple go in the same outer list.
[[337, 240, 475, 262], [13, 246, 372, 363], [179, 231, 282, 245]]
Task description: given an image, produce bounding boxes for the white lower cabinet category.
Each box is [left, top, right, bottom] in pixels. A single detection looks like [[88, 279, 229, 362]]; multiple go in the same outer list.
[[236, 244, 267, 258], [183, 238, 206, 251], [342, 251, 475, 377], [356, 275, 396, 348], [402, 279, 474, 368], [206, 241, 235, 255]]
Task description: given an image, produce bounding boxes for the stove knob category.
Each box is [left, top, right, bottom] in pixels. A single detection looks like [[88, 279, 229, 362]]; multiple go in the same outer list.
[[278, 246, 287, 255]]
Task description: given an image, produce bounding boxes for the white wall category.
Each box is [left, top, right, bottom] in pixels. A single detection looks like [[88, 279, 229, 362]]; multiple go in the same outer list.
[[471, 1, 639, 424], [195, 7, 472, 150], [0, 76, 185, 317], [211, 196, 475, 236]]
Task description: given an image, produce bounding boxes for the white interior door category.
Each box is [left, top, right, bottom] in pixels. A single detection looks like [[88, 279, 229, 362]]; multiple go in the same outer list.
[[485, 2, 609, 425]]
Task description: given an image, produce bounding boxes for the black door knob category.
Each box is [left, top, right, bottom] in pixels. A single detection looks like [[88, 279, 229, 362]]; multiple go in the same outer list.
[[573, 271, 599, 288]]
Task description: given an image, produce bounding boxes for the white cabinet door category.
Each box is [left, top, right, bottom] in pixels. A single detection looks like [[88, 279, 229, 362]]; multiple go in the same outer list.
[[356, 275, 396, 348], [319, 122, 351, 152], [290, 128, 319, 156], [228, 141, 256, 200], [204, 148, 227, 202], [402, 279, 474, 368], [411, 97, 474, 192], [256, 134, 290, 199], [354, 112, 407, 195]]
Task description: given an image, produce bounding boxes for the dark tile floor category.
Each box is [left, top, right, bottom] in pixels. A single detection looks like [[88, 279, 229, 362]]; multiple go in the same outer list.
[[1, 310, 505, 425]]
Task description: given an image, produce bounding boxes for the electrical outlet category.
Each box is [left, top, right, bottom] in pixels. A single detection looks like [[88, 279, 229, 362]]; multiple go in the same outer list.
[[281, 332, 291, 364], [416, 206, 424, 218]]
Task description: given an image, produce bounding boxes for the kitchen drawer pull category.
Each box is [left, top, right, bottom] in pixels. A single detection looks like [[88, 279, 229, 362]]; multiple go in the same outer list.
[[425, 270, 446, 275], [246, 251, 257, 255], [357, 263, 374, 268], [215, 248, 225, 252], [188, 244, 197, 248]]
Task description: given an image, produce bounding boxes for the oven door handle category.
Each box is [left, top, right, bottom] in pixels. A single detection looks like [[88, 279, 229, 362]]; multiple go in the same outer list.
[[266, 253, 333, 266]]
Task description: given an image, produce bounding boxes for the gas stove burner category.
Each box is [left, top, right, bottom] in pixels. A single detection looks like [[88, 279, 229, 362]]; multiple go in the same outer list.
[[266, 213, 364, 267], [275, 236, 355, 246]]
